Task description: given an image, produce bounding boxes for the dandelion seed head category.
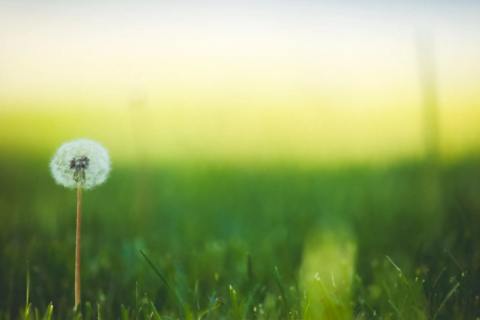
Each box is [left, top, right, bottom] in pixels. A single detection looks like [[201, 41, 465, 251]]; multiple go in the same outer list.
[[50, 139, 111, 189], [70, 156, 89, 171]]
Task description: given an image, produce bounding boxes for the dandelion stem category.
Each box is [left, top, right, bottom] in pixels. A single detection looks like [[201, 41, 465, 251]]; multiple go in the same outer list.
[[75, 184, 82, 310]]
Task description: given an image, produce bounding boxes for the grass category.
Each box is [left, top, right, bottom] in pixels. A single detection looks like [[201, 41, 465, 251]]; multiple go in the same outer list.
[[1, 154, 480, 319]]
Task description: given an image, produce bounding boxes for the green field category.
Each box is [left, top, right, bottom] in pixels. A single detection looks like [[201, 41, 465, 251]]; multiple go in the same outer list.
[[1, 155, 480, 320]]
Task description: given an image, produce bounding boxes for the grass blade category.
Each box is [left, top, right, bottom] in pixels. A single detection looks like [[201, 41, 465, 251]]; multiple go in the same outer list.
[[185, 303, 195, 320], [97, 303, 102, 320], [274, 267, 289, 313], [121, 304, 130, 320], [303, 289, 312, 320], [140, 250, 185, 309], [145, 294, 162, 320], [194, 280, 200, 310], [433, 283, 460, 320], [197, 297, 224, 319], [135, 282, 138, 320], [73, 302, 82, 320], [386, 256, 409, 287], [229, 285, 243, 320], [247, 255, 253, 283], [425, 268, 445, 316], [85, 302, 92, 320], [314, 276, 342, 320], [445, 250, 476, 290], [243, 284, 260, 320], [444, 250, 463, 273], [25, 260, 30, 320], [388, 300, 404, 320], [41, 303, 53, 320]]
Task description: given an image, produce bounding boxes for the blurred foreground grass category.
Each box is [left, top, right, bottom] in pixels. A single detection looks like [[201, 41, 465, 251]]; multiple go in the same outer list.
[[1, 155, 480, 319]]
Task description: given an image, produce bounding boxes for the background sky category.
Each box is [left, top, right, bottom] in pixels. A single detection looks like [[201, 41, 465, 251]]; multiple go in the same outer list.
[[0, 0, 479, 165]]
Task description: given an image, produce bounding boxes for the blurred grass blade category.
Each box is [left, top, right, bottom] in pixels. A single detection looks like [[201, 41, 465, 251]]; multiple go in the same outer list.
[[303, 289, 312, 320], [206, 292, 217, 320], [24, 304, 32, 320], [121, 304, 130, 320], [135, 282, 138, 320], [444, 250, 464, 273], [386, 256, 409, 287], [275, 267, 289, 312], [433, 283, 460, 320], [145, 294, 162, 320], [140, 250, 185, 309], [229, 285, 238, 318], [140, 307, 149, 319], [25, 260, 30, 320], [382, 281, 393, 302], [194, 280, 200, 310], [185, 303, 194, 320], [425, 268, 445, 316], [197, 298, 224, 319], [243, 284, 259, 319], [388, 300, 404, 320], [229, 285, 243, 320], [85, 302, 92, 320], [73, 302, 82, 320], [247, 255, 253, 283], [462, 291, 471, 319], [41, 303, 53, 320], [314, 277, 342, 320], [239, 298, 246, 320], [445, 250, 476, 290], [97, 303, 102, 320]]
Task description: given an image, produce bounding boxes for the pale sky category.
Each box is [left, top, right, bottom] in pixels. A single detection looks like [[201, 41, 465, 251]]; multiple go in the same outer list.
[[1, 0, 479, 110]]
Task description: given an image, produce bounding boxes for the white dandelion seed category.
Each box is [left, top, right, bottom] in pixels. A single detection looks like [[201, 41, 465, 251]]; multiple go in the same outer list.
[[50, 139, 111, 190]]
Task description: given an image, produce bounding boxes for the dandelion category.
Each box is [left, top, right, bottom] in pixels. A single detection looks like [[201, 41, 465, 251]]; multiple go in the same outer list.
[[50, 139, 111, 309]]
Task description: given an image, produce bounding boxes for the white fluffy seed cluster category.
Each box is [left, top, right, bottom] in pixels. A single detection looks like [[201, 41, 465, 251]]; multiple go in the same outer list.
[[50, 139, 111, 190]]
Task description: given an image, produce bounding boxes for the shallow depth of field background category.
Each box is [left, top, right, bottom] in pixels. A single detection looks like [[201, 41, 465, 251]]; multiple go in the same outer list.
[[1, 0, 480, 319]]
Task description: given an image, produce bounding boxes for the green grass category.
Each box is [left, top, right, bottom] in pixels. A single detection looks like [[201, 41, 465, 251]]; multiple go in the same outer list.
[[1, 155, 480, 319]]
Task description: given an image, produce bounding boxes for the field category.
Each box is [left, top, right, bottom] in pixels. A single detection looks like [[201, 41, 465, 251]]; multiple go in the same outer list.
[[1, 154, 480, 320], [2, 0, 480, 318]]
